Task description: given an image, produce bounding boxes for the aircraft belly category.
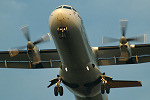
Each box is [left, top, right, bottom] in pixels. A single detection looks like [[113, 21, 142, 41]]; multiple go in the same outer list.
[[59, 65, 102, 97]]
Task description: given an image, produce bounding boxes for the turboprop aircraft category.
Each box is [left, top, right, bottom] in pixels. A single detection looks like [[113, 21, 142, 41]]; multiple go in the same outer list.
[[1, 5, 150, 100]]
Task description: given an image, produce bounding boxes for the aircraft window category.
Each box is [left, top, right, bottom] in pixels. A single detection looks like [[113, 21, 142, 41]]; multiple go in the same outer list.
[[72, 8, 77, 12], [56, 6, 62, 9], [63, 6, 71, 9]]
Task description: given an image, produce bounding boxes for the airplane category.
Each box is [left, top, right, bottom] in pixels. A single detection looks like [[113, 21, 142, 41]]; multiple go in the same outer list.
[[1, 5, 150, 100]]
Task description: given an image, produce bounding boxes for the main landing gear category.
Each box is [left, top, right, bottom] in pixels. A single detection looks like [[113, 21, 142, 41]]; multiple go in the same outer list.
[[47, 75, 64, 96], [54, 86, 63, 96], [101, 73, 112, 94]]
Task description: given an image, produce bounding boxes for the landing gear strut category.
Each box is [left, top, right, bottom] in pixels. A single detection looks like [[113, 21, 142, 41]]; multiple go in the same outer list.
[[48, 75, 64, 96], [57, 27, 68, 39], [101, 73, 111, 94]]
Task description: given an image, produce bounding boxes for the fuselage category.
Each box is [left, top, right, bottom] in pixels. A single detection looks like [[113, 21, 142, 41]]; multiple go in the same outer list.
[[49, 5, 108, 100]]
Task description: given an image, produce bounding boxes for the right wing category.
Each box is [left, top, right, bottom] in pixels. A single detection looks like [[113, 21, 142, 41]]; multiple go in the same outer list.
[[0, 49, 61, 69]]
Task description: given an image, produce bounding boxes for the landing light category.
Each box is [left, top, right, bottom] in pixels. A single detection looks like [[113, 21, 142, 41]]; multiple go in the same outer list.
[[65, 67, 68, 72], [86, 66, 90, 71]]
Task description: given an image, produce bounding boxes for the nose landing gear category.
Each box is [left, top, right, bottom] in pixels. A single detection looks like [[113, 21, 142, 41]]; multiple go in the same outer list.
[[57, 27, 68, 39]]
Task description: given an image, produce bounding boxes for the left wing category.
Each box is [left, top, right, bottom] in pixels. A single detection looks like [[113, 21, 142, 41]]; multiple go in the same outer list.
[[93, 44, 150, 66], [0, 49, 61, 69]]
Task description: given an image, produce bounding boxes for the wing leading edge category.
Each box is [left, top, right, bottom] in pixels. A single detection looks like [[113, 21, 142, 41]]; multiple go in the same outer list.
[[0, 49, 61, 69]]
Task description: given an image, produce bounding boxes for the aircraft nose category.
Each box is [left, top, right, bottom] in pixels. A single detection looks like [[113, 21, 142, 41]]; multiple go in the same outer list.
[[49, 9, 70, 32], [57, 13, 64, 21], [56, 12, 67, 27]]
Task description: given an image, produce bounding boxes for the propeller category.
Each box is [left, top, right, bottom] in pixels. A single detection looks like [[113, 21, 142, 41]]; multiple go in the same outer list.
[[33, 33, 52, 45], [102, 37, 120, 45], [120, 19, 128, 37], [9, 25, 51, 57], [20, 25, 30, 41], [102, 20, 146, 45]]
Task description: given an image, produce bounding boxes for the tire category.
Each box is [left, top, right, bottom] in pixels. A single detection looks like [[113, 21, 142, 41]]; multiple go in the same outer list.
[[106, 84, 110, 94], [54, 86, 58, 96], [101, 84, 105, 94], [59, 86, 63, 96]]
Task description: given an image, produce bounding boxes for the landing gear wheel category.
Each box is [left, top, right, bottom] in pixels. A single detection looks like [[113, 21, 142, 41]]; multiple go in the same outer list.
[[101, 84, 105, 94], [106, 84, 110, 94], [59, 86, 63, 96], [54, 86, 58, 96]]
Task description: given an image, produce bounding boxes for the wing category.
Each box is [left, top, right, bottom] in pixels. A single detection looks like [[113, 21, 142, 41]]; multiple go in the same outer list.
[[131, 44, 150, 56], [108, 80, 142, 88], [94, 44, 150, 66], [0, 49, 61, 69]]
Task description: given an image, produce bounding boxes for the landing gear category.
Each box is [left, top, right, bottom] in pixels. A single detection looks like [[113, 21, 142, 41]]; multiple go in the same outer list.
[[59, 86, 63, 96], [101, 73, 111, 94], [101, 83, 110, 94], [105, 84, 110, 94], [54, 86, 63, 96], [54, 86, 58, 96], [54, 79, 63, 96], [101, 84, 105, 94], [57, 27, 68, 39], [48, 75, 64, 96]]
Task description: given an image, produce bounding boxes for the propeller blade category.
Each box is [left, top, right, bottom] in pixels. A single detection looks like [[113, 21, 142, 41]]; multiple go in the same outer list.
[[20, 25, 30, 41], [120, 20, 128, 37], [127, 34, 146, 43], [102, 37, 120, 44], [33, 33, 52, 45], [9, 46, 26, 57]]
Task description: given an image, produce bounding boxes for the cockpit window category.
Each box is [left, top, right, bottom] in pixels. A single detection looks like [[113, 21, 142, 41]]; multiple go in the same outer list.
[[63, 6, 71, 9], [56, 5, 78, 12], [72, 8, 77, 12], [56, 6, 62, 9]]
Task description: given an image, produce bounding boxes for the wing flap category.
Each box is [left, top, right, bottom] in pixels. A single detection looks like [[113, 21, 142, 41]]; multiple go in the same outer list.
[[0, 61, 31, 68], [98, 55, 150, 66], [0, 61, 61, 69], [108, 80, 142, 88]]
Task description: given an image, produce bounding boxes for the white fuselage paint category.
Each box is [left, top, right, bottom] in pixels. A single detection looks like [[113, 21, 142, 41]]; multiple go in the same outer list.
[[49, 7, 108, 100]]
